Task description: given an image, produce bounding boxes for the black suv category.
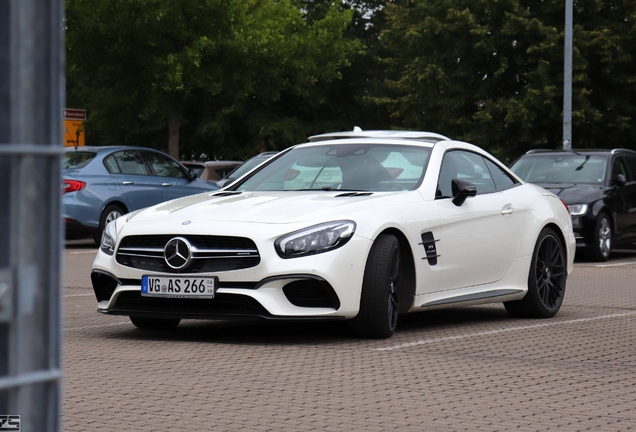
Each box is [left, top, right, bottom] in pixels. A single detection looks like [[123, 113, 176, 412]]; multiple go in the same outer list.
[[510, 148, 636, 261]]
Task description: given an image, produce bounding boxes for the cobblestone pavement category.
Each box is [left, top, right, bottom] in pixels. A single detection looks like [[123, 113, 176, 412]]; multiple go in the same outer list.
[[62, 245, 636, 431]]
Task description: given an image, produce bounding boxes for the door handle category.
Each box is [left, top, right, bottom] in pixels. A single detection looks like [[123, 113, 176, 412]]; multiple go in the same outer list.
[[501, 204, 514, 215], [122, 181, 134, 186], [162, 183, 173, 187]]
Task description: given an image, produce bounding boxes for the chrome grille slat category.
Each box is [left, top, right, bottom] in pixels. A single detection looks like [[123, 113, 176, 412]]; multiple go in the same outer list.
[[191, 248, 258, 254], [192, 254, 259, 259], [117, 251, 164, 259], [118, 247, 165, 253]]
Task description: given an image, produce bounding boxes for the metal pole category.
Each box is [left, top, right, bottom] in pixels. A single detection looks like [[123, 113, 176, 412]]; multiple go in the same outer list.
[[0, 1, 64, 431], [563, 0, 573, 150]]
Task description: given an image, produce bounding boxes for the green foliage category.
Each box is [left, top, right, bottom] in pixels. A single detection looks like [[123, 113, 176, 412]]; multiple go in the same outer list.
[[375, 0, 636, 161], [66, 0, 359, 158], [66, 0, 636, 162]]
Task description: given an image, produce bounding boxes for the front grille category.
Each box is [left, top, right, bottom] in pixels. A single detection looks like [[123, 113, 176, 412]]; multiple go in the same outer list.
[[116, 234, 260, 273]]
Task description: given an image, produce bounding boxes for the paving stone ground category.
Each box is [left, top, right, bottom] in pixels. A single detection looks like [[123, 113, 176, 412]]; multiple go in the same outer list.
[[62, 247, 636, 431]]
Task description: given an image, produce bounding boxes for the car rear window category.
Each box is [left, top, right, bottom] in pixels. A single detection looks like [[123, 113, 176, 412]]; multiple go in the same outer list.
[[64, 151, 96, 169]]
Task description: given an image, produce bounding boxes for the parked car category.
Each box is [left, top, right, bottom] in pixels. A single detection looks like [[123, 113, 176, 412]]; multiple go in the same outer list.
[[63, 146, 219, 244], [91, 130, 575, 338], [216, 151, 279, 187], [510, 148, 636, 261], [180, 160, 242, 183]]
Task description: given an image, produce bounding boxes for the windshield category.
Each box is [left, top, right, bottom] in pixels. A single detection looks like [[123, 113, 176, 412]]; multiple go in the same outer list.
[[64, 151, 96, 169], [227, 156, 272, 180], [234, 144, 431, 192], [511, 154, 608, 184]]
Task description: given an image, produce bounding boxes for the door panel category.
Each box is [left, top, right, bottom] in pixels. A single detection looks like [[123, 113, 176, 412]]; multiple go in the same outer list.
[[107, 150, 163, 210], [613, 155, 636, 246], [432, 150, 523, 290], [435, 190, 522, 290], [142, 151, 202, 202]]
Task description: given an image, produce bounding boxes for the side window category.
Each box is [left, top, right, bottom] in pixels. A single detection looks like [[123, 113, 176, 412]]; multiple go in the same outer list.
[[455, 152, 496, 193], [484, 158, 517, 190], [437, 152, 460, 198], [437, 150, 496, 198], [144, 151, 187, 179], [624, 156, 636, 183], [612, 157, 629, 183], [103, 154, 121, 174], [112, 150, 149, 175]]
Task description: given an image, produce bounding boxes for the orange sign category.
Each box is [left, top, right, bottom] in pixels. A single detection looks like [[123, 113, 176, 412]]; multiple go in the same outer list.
[[63, 108, 86, 147]]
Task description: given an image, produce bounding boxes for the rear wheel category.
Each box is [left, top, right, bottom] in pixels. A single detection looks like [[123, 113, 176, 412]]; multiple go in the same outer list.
[[348, 234, 401, 339], [93, 204, 125, 244], [130, 316, 181, 330], [504, 227, 566, 318], [585, 212, 612, 262]]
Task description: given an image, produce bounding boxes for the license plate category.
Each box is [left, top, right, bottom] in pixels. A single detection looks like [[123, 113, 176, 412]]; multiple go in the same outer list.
[[141, 275, 217, 298]]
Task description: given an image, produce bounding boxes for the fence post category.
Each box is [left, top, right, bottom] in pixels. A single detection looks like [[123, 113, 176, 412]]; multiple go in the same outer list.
[[0, 1, 64, 431]]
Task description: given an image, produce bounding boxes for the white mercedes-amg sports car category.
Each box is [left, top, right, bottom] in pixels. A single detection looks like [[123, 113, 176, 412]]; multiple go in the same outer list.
[[91, 130, 575, 338]]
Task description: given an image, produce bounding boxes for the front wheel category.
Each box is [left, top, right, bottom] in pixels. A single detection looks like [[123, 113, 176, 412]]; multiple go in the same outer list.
[[130, 316, 181, 330], [348, 234, 401, 339], [585, 212, 612, 262], [504, 227, 566, 318]]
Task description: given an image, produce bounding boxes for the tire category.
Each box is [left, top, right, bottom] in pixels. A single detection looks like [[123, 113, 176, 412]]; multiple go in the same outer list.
[[585, 212, 612, 262], [348, 234, 401, 339], [130, 316, 181, 330], [93, 204, 126, 245], [504, 227, 566, 318]]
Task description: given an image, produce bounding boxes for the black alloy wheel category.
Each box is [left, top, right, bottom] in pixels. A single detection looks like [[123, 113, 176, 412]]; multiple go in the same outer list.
[[348, 234, 401, 339], [504, 227, 566, 318]]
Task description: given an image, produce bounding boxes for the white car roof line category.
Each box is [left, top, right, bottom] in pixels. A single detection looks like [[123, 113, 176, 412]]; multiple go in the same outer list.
[[308, 130, 450, 142]]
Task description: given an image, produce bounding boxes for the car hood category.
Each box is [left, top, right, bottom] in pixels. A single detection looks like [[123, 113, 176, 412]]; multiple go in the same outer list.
[[531, 182, 605, 204], [126, 191, 416, 226]]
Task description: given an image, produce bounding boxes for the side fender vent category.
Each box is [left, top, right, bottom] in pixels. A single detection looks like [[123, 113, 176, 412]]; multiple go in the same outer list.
[[420, 232, 439, 266]]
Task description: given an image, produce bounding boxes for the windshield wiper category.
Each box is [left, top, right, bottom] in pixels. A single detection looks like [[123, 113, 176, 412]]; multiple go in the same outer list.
[[575, 155, 590, 171], [294, 187, 369, 192]]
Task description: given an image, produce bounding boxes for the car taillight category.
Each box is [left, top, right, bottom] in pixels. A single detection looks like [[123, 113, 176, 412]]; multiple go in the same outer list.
[[62, 180, 86, 194], [560, 198, 571, 215]]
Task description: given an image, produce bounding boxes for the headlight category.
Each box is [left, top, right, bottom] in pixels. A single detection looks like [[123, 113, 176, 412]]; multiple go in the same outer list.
[[275, 220, 356, 258], [568, 204, 588, 216], [100, 220, 118, 255]]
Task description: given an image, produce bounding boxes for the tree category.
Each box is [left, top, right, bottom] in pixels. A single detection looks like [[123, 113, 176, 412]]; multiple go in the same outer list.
[[65, 0, 358, 159], [374, 0, 636, 161], [198, 0, 391, 157]]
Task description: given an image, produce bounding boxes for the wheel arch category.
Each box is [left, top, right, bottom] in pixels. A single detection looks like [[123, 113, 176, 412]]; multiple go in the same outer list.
[[100, 200, 129, 216], [376, 227, 416, 314]]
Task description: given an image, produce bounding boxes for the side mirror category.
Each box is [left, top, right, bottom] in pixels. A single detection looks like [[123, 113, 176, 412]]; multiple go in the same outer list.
[[451, 178, 477, 206], [187, 168, 198, 181], [614, 173, 627, 188]]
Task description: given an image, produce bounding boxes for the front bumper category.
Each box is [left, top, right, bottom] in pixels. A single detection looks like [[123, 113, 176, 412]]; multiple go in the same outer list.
[[571, 214, 595, 250], [91, 235, 372, 321]]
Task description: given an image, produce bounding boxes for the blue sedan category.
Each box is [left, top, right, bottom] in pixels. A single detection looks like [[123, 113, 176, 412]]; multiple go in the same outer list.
[[63, 146, 219, 243]]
